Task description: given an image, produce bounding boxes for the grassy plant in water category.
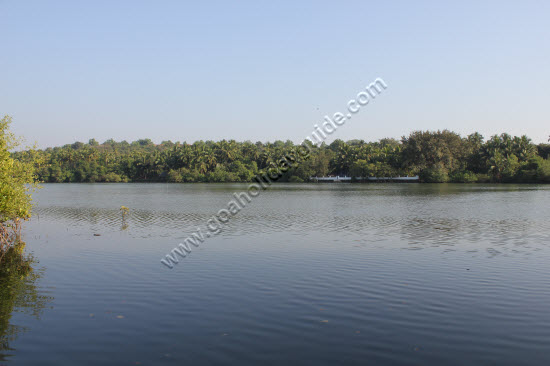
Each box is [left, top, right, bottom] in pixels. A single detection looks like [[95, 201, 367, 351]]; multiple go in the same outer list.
[[120, 206, 130, 230], [120, 206, 130, 220]]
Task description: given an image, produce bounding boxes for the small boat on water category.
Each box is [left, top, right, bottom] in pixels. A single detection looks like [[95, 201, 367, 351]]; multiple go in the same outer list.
[[310, 175, 420, 183]]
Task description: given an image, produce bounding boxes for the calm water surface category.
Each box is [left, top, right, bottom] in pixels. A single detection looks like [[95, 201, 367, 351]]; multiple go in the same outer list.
[[2, 183, 550, 365]]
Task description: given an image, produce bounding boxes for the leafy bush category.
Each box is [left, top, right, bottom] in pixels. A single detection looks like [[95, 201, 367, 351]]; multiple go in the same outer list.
[[475, 173, 491, 183], [206, 166, 237, 183], [420, 165, 449, 183], [450, 170, 478, 183], [512, 157, 550, 183], [288, 176, 304, 183], [0, 116, 39, 261], [536, 158, 550, 182], [104, 172, 127, 183], [167, 169, 184, 183]]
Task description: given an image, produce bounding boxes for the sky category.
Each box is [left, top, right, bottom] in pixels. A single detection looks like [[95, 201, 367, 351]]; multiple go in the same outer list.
[[1, 0, 549, 148]]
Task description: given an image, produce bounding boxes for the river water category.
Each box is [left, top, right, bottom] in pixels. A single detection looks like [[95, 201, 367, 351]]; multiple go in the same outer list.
[[2, 183, 550, 365]]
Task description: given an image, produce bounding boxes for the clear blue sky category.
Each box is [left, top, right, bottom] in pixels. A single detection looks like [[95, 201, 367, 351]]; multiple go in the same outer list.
[[1, 0, 549, 148]]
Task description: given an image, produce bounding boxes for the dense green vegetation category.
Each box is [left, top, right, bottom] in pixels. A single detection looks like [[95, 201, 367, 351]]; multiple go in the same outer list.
[[14, 130, 550, 184], [0, 117, 49, 355], [1, 116, 40, 262]]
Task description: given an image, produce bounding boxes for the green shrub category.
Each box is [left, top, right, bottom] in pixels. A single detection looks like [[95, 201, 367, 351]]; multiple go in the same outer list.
[[208, 166, 238, 182], [512, 157, 550, 183], [167, 169, 183, 183], [288, 176, 304, 183], [104, 172, 125, 183], [475, 173, 491, 183], [450, 170, 478, 183], [420, 165, 449, 183], [1, 116, 39, 261], [536, 158, 550, 182]]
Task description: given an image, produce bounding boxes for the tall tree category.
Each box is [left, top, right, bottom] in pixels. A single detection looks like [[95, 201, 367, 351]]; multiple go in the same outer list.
[[0, 116, 40, 262]]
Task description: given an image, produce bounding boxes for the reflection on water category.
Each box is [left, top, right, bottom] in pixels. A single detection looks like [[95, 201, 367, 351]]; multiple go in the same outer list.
[[6, 183, 550, 365], [0, 243, 53, 362], [34, 183, 550, 255]]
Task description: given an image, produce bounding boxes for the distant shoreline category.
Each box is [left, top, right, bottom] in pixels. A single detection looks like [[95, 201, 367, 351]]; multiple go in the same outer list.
[[14, 130, 550, 184], [36, 180, 549, 185]]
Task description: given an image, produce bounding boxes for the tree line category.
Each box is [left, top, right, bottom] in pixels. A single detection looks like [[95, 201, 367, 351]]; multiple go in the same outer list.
[[13, 130, 550, 184]]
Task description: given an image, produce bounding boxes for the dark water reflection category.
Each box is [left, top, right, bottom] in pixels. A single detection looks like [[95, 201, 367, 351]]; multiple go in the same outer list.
[[4, 183, 550, 365], [34, 184, 549, 253], [0, 243, 53, 362]]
